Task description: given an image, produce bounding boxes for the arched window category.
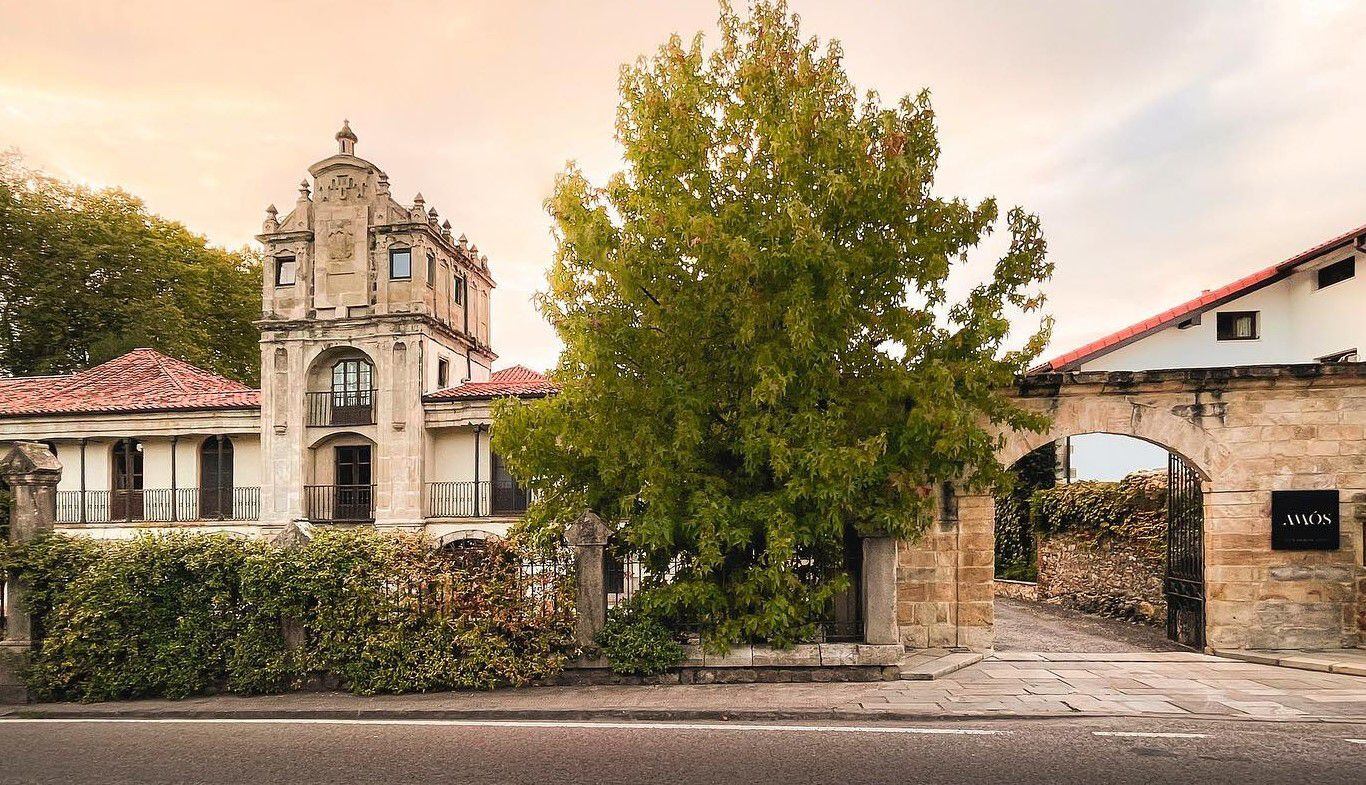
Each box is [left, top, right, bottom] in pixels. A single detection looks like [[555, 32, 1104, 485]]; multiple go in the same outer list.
[[200, 436, 234, 520], [111, 438, 144, 521]]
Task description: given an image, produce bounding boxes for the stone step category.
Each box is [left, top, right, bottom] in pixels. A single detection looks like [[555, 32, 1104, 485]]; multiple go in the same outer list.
[[897, 650, 983, 680]]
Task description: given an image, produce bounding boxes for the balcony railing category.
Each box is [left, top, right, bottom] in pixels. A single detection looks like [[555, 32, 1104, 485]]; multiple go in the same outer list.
[[306, 389, 377, 427], [427, 480, 535, 518], [55, 488, 262, 523], [304, 484, 376, 522]]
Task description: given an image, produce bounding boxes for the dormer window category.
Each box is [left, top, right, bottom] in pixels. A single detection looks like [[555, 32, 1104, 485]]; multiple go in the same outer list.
[[389, 248, 412, 280], [1216, 311, 1259, 341], [274, 256, 297, 287], [1317, 257, 1354, 290]]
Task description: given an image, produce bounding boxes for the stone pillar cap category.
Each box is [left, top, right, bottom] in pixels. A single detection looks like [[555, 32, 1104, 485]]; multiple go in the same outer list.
[[566, 511, 610, 547], [0, 442, 61, 481]]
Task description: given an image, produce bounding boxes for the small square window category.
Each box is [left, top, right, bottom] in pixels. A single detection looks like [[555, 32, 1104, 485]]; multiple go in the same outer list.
[[437, 358, 450, 388], [1317, 257, 1355, 290], [427, 254, 437, 287], [274, 256, 297, 287], [389, 248, 412, 279], [453, 275, 465, 305], [1216, 311, 1259, 341]]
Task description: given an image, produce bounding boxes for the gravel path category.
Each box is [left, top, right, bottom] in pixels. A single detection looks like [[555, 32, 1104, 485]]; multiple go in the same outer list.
[[993, 597, 1186, 652]]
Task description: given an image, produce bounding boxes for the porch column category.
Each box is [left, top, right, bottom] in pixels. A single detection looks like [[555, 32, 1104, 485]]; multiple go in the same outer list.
[[566, 511, 610, 648], [861, 535, 899, 644], [1, 442, 62, 703]]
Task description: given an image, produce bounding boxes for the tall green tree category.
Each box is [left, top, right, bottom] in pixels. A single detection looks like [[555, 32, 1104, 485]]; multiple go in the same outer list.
[[0, 152, 261, 383], [495, 1, 1053, 647]]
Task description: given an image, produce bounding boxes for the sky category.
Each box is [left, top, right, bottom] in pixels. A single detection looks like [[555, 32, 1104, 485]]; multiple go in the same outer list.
[[2, 1, 1364, 374]]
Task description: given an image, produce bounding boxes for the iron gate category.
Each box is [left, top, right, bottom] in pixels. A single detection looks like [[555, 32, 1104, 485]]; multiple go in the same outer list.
[[1165, 453, 1205, 648]]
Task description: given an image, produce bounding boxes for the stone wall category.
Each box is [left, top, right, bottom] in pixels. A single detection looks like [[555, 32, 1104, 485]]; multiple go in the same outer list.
[[895, 365, 1365, 653], [1036, 532, 1166, 624]]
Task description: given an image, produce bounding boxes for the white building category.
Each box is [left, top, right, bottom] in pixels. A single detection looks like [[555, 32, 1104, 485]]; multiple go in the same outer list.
[[0, 124, 552, 542], [1038, 221, 1364, 479]]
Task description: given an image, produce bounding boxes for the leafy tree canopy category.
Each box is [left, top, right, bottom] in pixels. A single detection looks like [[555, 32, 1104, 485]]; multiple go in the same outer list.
[[0, 152, 261, 383], [494, 1, 1053, 647]]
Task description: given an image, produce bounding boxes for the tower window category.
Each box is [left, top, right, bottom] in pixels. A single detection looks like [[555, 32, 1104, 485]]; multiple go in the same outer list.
[[389, 248, 412, 279], [274, 256, 297, 286], [437, 358, 450, 388], [1317, 257, 1355, 290], [427, 254, 437, 287], [453, 275, 465, 305], [1216, 311, 1259, 341]]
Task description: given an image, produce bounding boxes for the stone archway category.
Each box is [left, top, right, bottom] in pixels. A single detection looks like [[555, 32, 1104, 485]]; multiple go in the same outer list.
[[894, 364, 1366, 654]]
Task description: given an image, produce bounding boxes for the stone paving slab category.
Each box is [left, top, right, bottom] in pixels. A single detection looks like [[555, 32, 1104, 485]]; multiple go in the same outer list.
[[1213, 648, 1366, 677], [5, 653, 1365, 725]]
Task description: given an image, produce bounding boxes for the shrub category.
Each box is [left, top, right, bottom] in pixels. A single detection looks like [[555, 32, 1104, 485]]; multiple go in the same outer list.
[[596, 606, 684, 676], [10, 530, 577, 701]]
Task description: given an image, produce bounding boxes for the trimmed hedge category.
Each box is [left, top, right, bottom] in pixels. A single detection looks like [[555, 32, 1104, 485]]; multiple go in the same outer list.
[[5, 530, 577, 702]]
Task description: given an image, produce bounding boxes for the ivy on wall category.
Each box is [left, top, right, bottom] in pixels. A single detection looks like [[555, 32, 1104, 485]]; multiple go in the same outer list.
[[4, 530, 577, 702], [993, 444, 1057, 581], [1029, 470, 1166, 557]]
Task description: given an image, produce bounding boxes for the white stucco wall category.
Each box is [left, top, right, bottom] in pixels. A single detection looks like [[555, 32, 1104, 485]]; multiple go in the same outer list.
[[1081, 249, 1363, 371]]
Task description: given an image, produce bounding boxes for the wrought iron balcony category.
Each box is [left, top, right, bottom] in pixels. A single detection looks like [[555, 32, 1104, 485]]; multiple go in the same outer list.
[[55, 487, 262, 524], [304, 484, 376, 522], [305, 389, 377, 427], [426, 480, 535, 518]]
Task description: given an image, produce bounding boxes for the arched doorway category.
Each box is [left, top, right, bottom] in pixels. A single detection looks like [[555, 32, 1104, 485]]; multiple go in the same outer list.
[[993, 432, 1207, 650], [199, 436, 234, 520]]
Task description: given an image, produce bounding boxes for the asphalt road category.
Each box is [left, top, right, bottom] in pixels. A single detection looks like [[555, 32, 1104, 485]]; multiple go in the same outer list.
[[0, 717, 1361, 785]]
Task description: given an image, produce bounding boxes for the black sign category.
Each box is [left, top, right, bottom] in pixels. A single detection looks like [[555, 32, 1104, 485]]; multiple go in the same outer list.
[[1271, 490, 1340, 550]]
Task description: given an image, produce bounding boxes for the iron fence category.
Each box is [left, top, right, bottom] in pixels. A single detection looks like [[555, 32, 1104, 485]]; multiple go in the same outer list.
[[380, 539, 576, 621], [54, 487, 262, 523], [304, 484, 375, 522], [305, 389, 377, 427], [605, 536, 863, 642]]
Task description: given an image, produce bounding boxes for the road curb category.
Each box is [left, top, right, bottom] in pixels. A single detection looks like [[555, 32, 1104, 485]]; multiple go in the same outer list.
[[4, 705, 1363, 726]]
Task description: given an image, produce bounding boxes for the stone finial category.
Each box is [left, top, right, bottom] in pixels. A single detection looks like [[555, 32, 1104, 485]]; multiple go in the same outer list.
[[411, 193, 426, 221], [427, 206, 439, 224], [298, 179, 311, 200], [263, 204, 279, 232], [458, 233, 469, 248], [565, 510, 610, 547], [272, 519, 314, 549], [469, 244, 478, 256], [440, 219, 453, 241], [0, 442, 62, 480], [377, 172, 390, 197], [336, 119, 358, 155]]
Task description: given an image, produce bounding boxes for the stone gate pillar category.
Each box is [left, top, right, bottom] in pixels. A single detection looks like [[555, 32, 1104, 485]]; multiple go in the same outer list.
[[1, 442, 62, 703], [895, 488, 995, 650], [566, 511, 610, 648], [861, 535, 899, 644]]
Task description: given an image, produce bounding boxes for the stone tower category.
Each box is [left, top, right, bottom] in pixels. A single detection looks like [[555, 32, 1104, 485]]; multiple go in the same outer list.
[[255, 122, 496, 527]]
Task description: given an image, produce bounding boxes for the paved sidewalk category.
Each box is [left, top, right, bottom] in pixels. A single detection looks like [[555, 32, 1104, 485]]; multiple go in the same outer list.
[[5, 651, 1363, 724]]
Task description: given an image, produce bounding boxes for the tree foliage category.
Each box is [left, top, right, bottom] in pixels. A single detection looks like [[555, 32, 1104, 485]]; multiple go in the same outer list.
[[0, 152, 261, 383], [494, 1, 1053, 647]]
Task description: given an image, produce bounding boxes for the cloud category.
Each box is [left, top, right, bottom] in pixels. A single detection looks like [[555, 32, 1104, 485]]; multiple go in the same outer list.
[[2, 1, 1362, 371]]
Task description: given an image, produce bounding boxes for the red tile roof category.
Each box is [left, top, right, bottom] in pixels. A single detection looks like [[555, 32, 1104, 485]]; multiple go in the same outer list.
[[1036, 221, 1366, 373], [0, 349, 261, 418], [425, 365, 557, 401]]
